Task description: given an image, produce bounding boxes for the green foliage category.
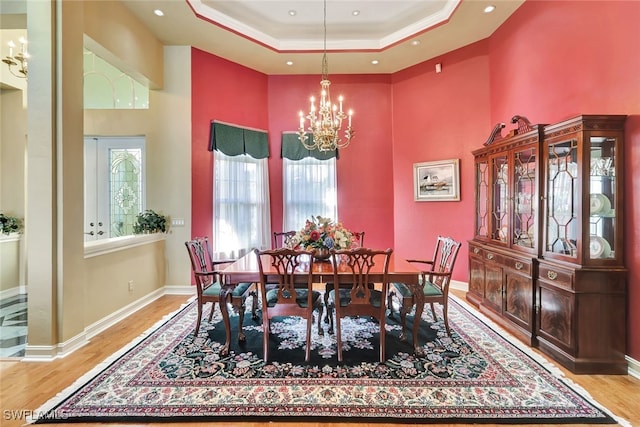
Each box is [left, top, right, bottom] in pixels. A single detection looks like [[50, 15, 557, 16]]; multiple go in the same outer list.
[[133, 209, 167, 234], [0, 213, 23, 235]]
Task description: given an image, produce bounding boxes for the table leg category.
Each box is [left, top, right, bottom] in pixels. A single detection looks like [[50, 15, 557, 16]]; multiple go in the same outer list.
[[219, 285, 233, 356], [410, 281, 425, 357]]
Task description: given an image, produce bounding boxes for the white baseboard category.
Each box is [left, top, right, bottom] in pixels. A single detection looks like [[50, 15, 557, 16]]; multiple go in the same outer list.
[[164, 285, 196, 295], [23, 288, 167, 361], [450, 279, 468, 292], [627, 355, 640, 379], [0, 285, 27, 300]]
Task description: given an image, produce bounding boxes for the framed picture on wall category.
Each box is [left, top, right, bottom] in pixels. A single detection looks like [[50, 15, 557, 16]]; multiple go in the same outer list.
[[413, 159, 460, 202]]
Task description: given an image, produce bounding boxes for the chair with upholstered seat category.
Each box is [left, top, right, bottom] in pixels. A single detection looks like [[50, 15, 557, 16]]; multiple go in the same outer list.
[[272, 230, 296, 248], [254, 247, 324, 362], [323, 231, 366, 320], [185, 237, 258, 341], [326, 247, 392, 363], [388, 235, 461, 345]]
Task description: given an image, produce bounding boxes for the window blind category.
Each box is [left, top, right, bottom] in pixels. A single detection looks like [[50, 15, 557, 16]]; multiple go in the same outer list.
[[280, 132, 338, 160], [209, 121, 269, 159]]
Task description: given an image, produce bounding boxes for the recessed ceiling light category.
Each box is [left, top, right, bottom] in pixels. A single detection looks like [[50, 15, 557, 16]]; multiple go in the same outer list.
[[286, 61, 293, 66], [153, 9, 164, 17], [484, 5, 496, 13], [352, 10, 360, 16], [288, 10, 297, 16], [371, 60, 379, 65], [411, 40, 421, 46]]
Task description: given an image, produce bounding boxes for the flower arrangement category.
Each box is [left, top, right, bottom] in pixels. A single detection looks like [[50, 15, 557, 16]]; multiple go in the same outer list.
[[290, 216, 354, 252]]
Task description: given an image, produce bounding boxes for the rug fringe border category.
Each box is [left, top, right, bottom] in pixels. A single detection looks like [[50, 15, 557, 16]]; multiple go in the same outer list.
[[449, 294, 631, 427], [28, 298, 196, 425]]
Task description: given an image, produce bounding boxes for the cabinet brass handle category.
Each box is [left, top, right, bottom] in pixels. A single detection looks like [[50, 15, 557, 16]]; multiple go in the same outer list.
[[473, 248, 480, 254], [486, 253, 494, 260], [515, 262, 523, 270], [547, 271, 558, 280]]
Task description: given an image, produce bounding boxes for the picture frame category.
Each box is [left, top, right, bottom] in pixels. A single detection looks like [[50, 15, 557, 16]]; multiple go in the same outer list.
[[413, 159, 460, 202]]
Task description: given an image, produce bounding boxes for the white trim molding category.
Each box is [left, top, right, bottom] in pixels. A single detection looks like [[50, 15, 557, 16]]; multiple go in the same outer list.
[[23, 288, 166, 361], [84, 233, 165, 258]]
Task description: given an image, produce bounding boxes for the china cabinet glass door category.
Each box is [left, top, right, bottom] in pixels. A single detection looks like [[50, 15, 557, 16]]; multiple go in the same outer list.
[[588, 136, 617, 260], [513, 147, 536, 249], [546, 139, 578, 257], [491, 155, 509, 243], [475, 160, 489, 238]]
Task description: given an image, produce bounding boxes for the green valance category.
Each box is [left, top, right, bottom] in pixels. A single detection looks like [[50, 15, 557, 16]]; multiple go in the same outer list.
[[281, 132, 338, 160], [209, 121, 269, 159]]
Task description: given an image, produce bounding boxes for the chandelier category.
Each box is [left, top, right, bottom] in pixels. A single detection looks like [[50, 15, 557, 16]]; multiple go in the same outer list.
[[2, 37, 28, 78], [297, 0, 354, 151]]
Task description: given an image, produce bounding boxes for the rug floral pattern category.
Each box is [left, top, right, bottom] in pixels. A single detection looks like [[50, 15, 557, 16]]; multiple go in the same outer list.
[[34, 298, 616, 423]]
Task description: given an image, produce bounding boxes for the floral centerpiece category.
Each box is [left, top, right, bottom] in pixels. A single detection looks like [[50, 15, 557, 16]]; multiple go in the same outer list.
[[289, 216, 354, 260]]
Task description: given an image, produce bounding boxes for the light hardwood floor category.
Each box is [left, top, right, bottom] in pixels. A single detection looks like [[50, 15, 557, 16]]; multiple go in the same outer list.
[[1, 292, 639, 427]]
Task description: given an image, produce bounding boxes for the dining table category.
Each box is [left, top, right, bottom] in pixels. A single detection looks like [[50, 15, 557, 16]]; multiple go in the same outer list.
[[219, 250, 426, 358]]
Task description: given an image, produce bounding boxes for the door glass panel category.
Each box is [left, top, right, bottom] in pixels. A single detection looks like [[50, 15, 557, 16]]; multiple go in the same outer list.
[[588, 136, 616, 259], [84, 137, 145, 241], [110, 148, 143, 237], [476, 161, 489, 238], [492, 155, 508, 243], [546, 140, 578, 256], [513, 147, 536, 248]]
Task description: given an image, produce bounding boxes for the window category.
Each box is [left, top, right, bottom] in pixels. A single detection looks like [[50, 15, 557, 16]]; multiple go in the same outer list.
[[213, 152, 271, 258], [283, 156, 337, 231], [84, 137, 146, 241], [83, 48, 149, 109]]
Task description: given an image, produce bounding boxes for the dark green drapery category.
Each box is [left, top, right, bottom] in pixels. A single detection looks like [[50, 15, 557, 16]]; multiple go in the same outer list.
[[280, 133, 338, 160], [209, 121, 269, 159]]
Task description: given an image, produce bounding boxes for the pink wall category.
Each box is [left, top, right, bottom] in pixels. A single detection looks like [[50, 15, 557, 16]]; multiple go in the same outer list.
[[267, 74, 395, 250], [487, 0, 640, 360], [391, 40, 492, 282], [191, 51, 395, 249], [191, 48, 269, 239]]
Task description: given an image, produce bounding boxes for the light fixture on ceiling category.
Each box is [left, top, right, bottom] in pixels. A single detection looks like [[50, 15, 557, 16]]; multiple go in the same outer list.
[[484, 5, 496, 13], [2, 37, 28, 78], [297, 0, 354, 152]]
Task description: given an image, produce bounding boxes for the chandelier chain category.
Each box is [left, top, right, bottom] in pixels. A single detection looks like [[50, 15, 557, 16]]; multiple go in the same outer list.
[[296, 0, 354, 152]]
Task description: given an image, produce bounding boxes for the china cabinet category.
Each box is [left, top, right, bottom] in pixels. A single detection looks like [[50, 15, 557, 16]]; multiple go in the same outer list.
[[467, 116, 542, 346], [468, 114, 627, 374], [537, 115, 627, 374]]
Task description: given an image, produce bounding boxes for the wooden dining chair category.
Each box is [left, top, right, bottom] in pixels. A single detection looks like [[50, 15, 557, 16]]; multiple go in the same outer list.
[[272, 230, 296, 248], [323, 231, 366, 319], [387, 235, 461, 345], [185, 237, 258, 340], [326, 247, 393, 363], [254, 248, 324, 362]]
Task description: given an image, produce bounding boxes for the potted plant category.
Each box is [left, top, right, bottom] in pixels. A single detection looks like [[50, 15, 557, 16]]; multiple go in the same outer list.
[[0, 213, 23, 235], [133, 209, 167, 234]]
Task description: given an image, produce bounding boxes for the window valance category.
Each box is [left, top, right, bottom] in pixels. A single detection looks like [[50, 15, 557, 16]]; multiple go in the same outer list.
[[209, 121, 269, 159], [281, 132, 338, 160]]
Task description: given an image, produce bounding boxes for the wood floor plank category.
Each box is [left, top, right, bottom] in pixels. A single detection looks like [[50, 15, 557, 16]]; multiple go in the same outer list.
[[1, 293, 639, 427]]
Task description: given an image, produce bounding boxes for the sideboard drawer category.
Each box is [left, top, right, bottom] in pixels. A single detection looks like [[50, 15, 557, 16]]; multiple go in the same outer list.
[[538, 264, 573, 289], [504, 256, 532, 275]]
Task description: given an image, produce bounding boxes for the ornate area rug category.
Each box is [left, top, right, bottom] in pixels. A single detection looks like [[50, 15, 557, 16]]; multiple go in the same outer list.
[[32, 296, 625, 424]]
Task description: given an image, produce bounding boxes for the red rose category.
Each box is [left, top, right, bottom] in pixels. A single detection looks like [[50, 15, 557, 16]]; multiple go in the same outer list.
[[309, 230, 320, 241]]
